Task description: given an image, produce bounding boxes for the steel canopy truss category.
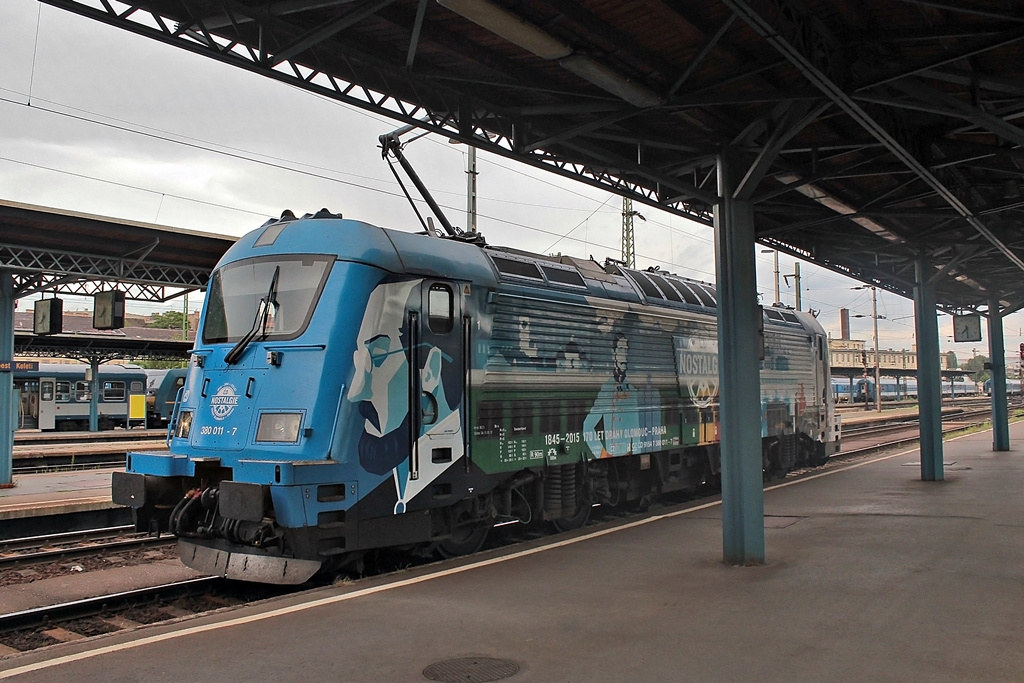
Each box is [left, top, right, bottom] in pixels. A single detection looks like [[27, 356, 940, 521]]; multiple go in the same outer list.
[[2, 243, 205, 302], [40, 0, 1024, 313], [13, 332, 192, 362], [39, 0, 717, 223], [14, 273, 194, 302], [0, 198, 232, 304]]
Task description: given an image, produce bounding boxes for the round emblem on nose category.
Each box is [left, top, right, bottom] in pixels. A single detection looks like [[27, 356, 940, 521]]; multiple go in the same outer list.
[[210, 383, 240, 421]]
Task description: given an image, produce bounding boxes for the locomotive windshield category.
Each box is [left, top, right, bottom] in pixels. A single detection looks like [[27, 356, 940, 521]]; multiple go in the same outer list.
[[202, 255, 333, 344]]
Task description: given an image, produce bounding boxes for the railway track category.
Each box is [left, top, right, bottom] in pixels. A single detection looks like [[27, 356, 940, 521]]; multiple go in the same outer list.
[[0, 577, 220, 635], [0, 577, 302, 654], [11, 458, 129, 476], [838, 407, 1003, 457], [11, 429, 168, 474], [0, 408, 1011, 657], [0, 526, 174, 574], [841, 407, 992, 438], [834, 395, 996, 410], [14, 429, 167, 446]]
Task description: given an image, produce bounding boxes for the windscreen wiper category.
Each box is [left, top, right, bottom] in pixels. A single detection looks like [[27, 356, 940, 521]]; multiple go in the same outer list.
[[224, 266, 280, 365]]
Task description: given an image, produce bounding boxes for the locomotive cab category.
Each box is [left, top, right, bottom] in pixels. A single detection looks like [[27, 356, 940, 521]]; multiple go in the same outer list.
[[115, 213, 495, 582]]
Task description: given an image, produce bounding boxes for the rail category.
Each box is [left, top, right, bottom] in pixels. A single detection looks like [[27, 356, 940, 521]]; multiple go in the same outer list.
[[0, 527, 173, 573]]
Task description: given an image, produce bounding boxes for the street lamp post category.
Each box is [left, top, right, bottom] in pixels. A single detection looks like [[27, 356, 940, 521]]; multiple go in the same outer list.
[[761, 249, 781, 305], [761, 249, 802, 309], [447, 130, 486, 234], [773, 250, 780, 305], [871, 286, 880, 412], [784, 262, 802, 311], [853, 285, 883, 413], [466, 145, 478, 233]]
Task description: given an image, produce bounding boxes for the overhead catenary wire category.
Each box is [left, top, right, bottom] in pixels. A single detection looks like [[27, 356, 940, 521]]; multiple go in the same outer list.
[[0, 89, 907, 318], [0, 87, 960, 342]]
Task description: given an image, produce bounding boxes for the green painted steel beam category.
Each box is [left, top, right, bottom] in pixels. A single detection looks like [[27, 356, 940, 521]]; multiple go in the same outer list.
[[914, 258, 944, 481], [0, 271, 13, 486], [988, 299, 1010, 451], [715, 150, 765, 564]]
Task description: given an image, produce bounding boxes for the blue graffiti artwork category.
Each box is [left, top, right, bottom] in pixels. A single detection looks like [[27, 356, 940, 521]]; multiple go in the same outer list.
[[584, 332, 642, 458], [347, 279, 464, 513]]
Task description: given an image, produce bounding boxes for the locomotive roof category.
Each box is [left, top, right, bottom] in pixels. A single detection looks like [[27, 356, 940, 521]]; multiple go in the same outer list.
[[229, 211, 823, 334]]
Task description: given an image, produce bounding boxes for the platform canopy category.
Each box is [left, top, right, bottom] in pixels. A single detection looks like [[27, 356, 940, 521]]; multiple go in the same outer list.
[[0, 199, 235, 302], [0, 200, 235, 360], [41, 0, 1024, 314]]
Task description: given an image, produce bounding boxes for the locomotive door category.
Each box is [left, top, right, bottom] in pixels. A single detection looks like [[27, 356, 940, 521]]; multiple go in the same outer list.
[[813, 333, 836, 450], [13, 378, 39, 429], [408, 280, 465, 490], [37, 377, 56, 430], [813, 334, 827, 409]]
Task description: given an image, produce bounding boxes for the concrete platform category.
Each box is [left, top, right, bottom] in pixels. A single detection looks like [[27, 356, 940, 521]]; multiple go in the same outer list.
[[12, 439, 166, 463], [0, 469, 118, 521], [2, 423, 1023, 682]]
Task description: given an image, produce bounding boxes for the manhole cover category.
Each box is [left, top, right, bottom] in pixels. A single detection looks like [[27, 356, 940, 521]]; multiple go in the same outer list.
[[423, 657, 519, 682]]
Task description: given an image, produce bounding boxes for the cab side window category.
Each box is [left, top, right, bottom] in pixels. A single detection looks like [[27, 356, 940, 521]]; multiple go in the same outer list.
[[427, 283, 453, 334]]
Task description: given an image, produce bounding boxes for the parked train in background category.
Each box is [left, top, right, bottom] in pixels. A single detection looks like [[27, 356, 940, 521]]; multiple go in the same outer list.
[[832, 377, 980, 403], [145, 368, 189, 428], [14, 363, 147, 431], [114, 209, 841, 585], [983, 377, 1024, 396]]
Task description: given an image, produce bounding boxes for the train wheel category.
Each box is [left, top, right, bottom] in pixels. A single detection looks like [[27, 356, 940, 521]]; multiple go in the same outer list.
[[552, 498, 591, 532], [436, 496, 492, 558], [552, 481, 593, 532], [437, 521, 490, 558]]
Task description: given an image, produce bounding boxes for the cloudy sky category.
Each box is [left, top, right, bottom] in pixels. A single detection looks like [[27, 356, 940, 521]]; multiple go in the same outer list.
[[0, 0, 1017, 364]]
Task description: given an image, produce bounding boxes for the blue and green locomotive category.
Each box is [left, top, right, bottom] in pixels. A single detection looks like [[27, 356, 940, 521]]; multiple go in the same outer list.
[[113, 209, 840, 584]]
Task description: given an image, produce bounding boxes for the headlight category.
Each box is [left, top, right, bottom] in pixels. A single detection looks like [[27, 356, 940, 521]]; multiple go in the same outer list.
[[256, 412, 302, 443], [175, 410, 193, 439]]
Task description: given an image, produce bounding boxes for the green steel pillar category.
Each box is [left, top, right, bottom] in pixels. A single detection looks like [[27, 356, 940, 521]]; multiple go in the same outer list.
[[988, 300, 1009, 451], [89, 357, 101, 432], [0, 270, 13, 486], [715, 151, 765, 564], [914, 257, 943, 481]]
